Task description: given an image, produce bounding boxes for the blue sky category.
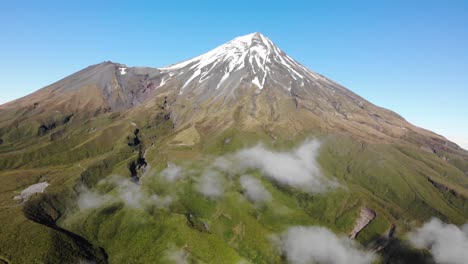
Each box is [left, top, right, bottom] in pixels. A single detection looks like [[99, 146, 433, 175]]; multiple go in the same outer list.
[[1, 0, 467, 149]]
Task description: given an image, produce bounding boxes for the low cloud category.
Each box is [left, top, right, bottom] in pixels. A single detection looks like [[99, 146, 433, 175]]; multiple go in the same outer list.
[[161, 163, 184, 182], [239, 175, 272, 204], [165, 248, 189, 264], [197, 171, 224, 199], [280, 226, 375, 264], [213, 139, 336, 193], [77, 186, 112, 210], [77, 176, 173, 210], [408, 218, 468, 264], [191, 139, 335, 199]]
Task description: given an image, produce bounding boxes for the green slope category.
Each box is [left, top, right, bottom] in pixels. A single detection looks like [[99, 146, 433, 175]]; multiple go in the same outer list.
[[0, 103, 467, 264]]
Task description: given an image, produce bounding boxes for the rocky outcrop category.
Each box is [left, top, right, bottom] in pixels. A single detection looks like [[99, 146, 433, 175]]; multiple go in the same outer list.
[[349, 207, 377, 239], [426, 176, 465, 199], [37, 123, 56, 136], [37, 114, 73, 137], [186, 212, 210, 233], [127, 128, 141, 147]]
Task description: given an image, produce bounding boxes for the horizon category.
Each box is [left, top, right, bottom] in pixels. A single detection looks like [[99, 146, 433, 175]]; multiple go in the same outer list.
[[1, 1, 467, 149]]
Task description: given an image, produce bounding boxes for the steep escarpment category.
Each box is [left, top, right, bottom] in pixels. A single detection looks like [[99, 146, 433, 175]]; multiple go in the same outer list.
[[350, 207, 376, 239], [23, 193, 108, 263]]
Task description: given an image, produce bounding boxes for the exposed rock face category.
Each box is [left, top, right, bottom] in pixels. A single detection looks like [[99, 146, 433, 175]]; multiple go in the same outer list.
[[349, 207, 377, 239], [13, 182, 50, 201], [127, 128, 141, 147]]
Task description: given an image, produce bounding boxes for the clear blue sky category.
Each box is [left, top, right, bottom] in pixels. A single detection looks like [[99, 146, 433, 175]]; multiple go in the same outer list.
[[1, 0, 467, 149]]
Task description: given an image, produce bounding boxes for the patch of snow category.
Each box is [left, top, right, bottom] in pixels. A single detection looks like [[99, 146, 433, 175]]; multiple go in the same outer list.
[[180, 68, 202, 94], [216, 71, 230, 89], [14, 182, 49, 201], [119, 67, 127, 75], [252, 76, 262, 89], [159, 77, 167, 87]]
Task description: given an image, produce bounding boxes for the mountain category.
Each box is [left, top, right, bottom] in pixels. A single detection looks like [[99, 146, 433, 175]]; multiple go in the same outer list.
[[0, 33, 467, 263], [0, 62, 160, 112], [4, 33, 462, 154]]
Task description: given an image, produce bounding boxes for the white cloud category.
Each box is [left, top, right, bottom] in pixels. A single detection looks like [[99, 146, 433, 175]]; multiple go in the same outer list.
[[77, 186, 112, 210], [116, 178, 146, 208], [149, 194, 173, 209], [192, 139, 335, 199], [77, 176, 173, 210], [408, 218, 468, 264], [239, 175, 272, 204], [280, 226, 375, 264], [215, 139, 336, 193], [197, 171, 225, 199], [160, 163, 184, 182]]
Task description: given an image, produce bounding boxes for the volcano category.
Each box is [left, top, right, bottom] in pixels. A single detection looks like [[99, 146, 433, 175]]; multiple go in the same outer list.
[[0, 33, 467, 264]]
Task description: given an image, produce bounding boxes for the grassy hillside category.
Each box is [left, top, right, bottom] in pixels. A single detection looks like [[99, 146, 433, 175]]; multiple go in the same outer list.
[[0, 102, 467, 263]]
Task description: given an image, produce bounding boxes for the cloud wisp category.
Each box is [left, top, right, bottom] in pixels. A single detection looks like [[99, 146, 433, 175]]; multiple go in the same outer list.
[[408, 218, 468, 264], [239, 175, 272, 204], [77, 175, 173, 210], [279, 226, 375, 264], [160, 163, 184, 182], [165, 248, 189, 264], [197, 171, 225, 199]]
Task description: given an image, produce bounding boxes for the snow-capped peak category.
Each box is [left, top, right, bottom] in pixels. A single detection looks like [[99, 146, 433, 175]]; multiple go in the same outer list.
[[158, 32, 323, 94], [160, 32, 274, 71]]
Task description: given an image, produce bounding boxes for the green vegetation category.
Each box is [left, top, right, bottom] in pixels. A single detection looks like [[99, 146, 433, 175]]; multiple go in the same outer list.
[[0, 103, 467, 263]]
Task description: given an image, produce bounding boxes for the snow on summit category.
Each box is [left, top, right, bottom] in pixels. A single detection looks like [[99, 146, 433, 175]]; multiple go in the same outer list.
[[157, 32, 326, 95]]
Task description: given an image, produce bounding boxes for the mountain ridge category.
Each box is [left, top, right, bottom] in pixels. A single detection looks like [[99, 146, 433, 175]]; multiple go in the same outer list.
[[0, 33, 466, 156]]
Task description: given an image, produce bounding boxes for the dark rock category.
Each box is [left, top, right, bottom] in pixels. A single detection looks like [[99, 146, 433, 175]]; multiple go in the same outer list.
[[37, 123, 56, 136], [63, 114, 74, 124], [127, 150, 147, 180], [127, 128, 141, 147], [128, 161, 138, 178], [186, 212, 210, 233]]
